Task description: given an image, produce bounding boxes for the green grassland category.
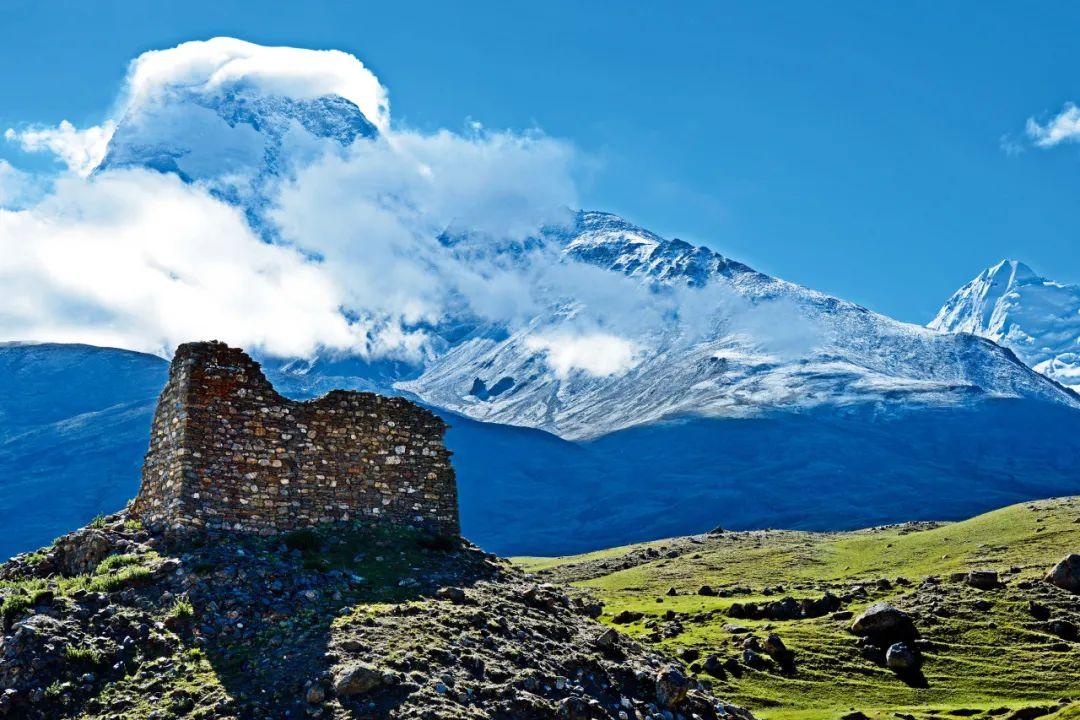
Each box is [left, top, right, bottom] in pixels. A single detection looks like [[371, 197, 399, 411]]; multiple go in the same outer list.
[[516, 496, 1080, 720]]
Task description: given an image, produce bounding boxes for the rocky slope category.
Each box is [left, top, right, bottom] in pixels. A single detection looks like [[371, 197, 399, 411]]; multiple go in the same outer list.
[[930, 260, 1080, 392], [0, 515, 755, 720], [518, 497, 1080, 719]]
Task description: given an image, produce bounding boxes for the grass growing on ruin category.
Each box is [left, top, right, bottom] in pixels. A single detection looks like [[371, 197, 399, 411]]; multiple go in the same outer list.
[[516, 497, 1080, 720], [76, 649, 230, 720], [0, 550, 161, 625]]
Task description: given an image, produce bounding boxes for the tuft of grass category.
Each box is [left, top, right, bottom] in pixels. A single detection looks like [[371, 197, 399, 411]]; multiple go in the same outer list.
[[64, 643, 103, 665], [169, 597, 194, 621], [28, 587, 52, 605], [123, 518, 143, 532], [1, 593, 31, 622], [86, 564, 152, 593], [96, 553, 144, 573], [89, 514, 108, 529]]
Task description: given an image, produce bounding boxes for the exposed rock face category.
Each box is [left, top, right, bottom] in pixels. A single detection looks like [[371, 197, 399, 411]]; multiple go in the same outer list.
[[132, 341, 458, 537]]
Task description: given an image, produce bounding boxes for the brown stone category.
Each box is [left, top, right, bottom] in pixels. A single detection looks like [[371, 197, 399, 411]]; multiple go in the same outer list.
[[132, 341, 459, 537]]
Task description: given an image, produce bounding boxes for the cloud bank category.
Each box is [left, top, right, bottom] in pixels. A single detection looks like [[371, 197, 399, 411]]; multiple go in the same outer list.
[[0, 38, 586, 363], [0, 37, 804, 383]]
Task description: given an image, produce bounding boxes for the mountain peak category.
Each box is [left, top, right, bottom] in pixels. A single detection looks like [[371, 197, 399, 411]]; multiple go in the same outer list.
[[931, 260, 1080, 391], [985, 259, 1038, 284]]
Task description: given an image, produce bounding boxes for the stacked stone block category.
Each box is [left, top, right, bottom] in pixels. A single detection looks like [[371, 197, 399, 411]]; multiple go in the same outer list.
[[132, 341, 459, 537]]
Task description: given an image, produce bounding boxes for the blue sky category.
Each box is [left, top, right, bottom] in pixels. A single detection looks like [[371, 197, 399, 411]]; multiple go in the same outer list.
[[2, 1, 1078, 323]]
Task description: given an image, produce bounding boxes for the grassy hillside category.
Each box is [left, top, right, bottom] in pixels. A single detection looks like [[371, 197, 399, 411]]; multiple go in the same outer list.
[[516, 496, 1080, 720]]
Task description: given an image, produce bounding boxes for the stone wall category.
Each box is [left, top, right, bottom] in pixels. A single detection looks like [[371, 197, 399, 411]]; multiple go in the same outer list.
[[132, 341, 459, 537]]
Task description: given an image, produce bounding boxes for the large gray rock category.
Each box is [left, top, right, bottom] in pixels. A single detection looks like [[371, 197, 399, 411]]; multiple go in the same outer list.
[[850, 602, 917, 643], [1045, 554, 1080, 594], [966, 570, 1001, 590], [333, 663, 386, 696], [655, 665, 690, 709], [885, 642, 921, 671]]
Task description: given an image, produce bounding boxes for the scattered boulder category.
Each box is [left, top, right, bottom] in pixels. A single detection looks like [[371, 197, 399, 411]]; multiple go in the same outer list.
[[966, 570, 1002, 590], [304, 684, 326, 704], [1045, 554, 1080, 594], [885, 642, 921, 672], [729, 593, 840, 621], [762, 633, 787, 656], [611, 610, 644, 624], [594, 627, 619, 649], [655, 665, 690, 708], [435, 586, 468, 604], [1046, 619, 1078, 641], [677, 647, 700, 662], [698, 585, 716, 597], [1029, 601, 1051, 621], [850, 602, 918, 645], [702, 654, 727, 678], [741, 648, 772, 671], [333, 662, 388, 696]]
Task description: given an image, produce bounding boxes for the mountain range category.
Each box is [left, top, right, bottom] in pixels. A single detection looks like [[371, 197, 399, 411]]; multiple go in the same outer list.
[[3, 77, 1080, 559]]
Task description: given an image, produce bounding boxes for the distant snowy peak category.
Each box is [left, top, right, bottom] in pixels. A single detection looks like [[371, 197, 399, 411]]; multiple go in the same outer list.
[[96, 89, 377, 209], [930, 260, 1080, 390], [559, 211, 755, 287]]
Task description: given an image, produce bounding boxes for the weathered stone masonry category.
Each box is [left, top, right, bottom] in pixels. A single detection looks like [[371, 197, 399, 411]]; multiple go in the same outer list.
[[132, 341, 459, 536]]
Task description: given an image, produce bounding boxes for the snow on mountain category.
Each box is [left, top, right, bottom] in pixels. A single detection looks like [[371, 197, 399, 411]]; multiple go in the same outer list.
[[930, 260, 1080, 391], [399, 213, 1079, 439], [98, 89, 377, 224], [81, 47, 1080, 443], [6, 341, 1080, 559]]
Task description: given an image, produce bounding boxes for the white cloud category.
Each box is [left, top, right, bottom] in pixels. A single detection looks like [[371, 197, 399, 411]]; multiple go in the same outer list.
[[525, 332, 642, 378], [1026, 103, 1080, 148], [269, 127, 577, 348], [0, 38, 582, 362], [123, 37, 389, 130], [0, 170, 356, 357], [5, 121, 116, 176]]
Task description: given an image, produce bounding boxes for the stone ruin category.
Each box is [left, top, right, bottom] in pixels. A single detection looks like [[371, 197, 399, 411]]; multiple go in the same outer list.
[[131, 341, 459, 537]]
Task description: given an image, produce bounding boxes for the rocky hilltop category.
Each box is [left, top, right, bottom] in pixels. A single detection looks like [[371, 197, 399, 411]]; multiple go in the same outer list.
[[0, 341, 756, 719], [0, 515, 755, 720]]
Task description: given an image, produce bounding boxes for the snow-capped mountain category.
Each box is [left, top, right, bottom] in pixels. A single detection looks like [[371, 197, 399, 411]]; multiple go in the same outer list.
[[83, 72, 1080, 442], [930, 260, 1080, 391], [400, 213, 1078, 439], [98, 88, 377, 225]]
